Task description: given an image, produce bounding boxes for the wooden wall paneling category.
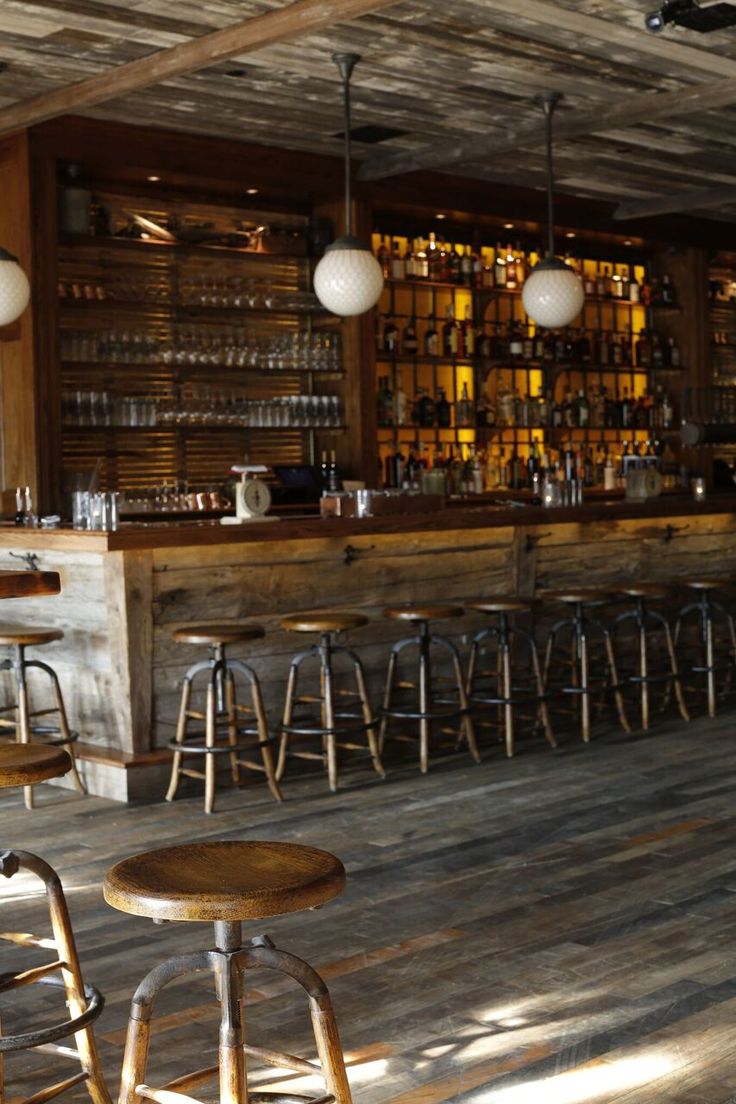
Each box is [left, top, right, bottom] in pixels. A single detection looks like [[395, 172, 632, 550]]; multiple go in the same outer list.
[[103, 549, 154, 754], [0, 132, 38, 504]]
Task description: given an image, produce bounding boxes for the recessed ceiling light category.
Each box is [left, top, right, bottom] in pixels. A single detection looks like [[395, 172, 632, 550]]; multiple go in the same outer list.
[[435, 213, 447, 220], [147, 175, 160, 182], [565, 231, 576, 239], [246, 188, 259, 195], [624, 239, 633, 246], [503, 222, 514, 230]]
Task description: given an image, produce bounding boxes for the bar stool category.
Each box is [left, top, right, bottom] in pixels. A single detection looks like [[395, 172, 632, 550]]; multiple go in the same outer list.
[[0, 742, 111, 1104], [464, 598, 556, 757], [276, 612, 384, 792], [541, 588, 630, 742], [0, 625, 85, 810], [105, 840, 353, 1104], [612, 584, 690, 730], [166, 623, 282, 814], [673, 578, 736, 717], [379, 603, 479, 772]]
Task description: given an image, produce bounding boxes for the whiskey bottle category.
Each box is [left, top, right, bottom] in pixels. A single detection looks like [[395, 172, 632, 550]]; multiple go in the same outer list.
[[635, 329, 651, 368], [383, 316, 399, 354], [393, 373, 408, 425], [415, 241, 429, 280], [427, 232, 441, 280], [456, 382, 474, 428], [376, 237, 390, 279], [443, 306, 459, 357], [463, 306, 476, 357], [505, 244, 518, 290], [391, 240, 405, 281], [494, 243, 507, 288], [402, 318, 419, 356], [448, 245, 462, 286], [464, 248, 478, 288], [629, 269, 641, 303], [425, 316, 439, 356], [436, 388, 451, 428], [404, 241, 416, 279], [661, 273, 677, 305]]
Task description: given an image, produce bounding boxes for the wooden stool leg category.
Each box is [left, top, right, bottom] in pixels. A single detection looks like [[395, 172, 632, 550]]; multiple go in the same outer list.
[[45, 866, 111, 1104], [14, 647, 33, 810], [604, 631, 631, 733], [500, 616, 514, 758], [378, 649, 398, 753], [529, 636, 556, 748], [579, 623, 590, 743], [310, 992, 353, 1104], [249, 671, 283, 803], [224, 667, 240, 785], [204, 679, 217, 814], [48, 665, 86, 795], [276, 661, 299, 781], [166, 675, 192, 802], [351, 657, 385, 778], [321, 637, 338, 792], [639, 613, 650, 731], [664, 620, 690, 722]]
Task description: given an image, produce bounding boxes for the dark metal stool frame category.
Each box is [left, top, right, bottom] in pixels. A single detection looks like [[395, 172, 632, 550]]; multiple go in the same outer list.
[[465, 604, 557, 757], [379, 611, 479, 773], [117, 923, 351, 1104], [673, 583, 736, 718], [0, 643, 85, 810], [277, 628, 384, 792], [542, 594, 631, 743], [612, 589, 690, 730], [0, 849, 110, 1104], [166, 638, 282, 814]]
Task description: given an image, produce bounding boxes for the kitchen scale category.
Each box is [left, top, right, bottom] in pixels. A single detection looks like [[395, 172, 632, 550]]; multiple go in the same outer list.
[[221, 465, 279, 524]]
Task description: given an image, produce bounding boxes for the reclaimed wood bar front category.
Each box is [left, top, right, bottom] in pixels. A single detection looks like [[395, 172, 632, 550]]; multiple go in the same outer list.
[[0, 497, 733, 800]]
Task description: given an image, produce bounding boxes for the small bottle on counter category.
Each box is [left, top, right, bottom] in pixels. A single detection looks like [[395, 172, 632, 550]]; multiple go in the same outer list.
[[14, 487, 25, 526]]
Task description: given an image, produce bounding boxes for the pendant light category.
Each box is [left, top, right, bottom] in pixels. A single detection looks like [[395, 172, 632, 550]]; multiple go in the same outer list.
[[313, 53, 384, 317], [0, 248, 30, 327], [521, 93, 584, 330]]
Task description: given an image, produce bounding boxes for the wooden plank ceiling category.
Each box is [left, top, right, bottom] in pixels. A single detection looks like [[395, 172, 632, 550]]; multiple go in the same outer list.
[[3, 0, 736, 219]]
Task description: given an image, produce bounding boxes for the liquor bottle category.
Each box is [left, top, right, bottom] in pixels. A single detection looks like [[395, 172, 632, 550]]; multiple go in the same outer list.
[[576, 330, 592, 364], [456, 382, 474, 428], [377, 376, 394, 426], [391, 240, 405, 281], [448, 245, 462, 286], [320, 450, 330, 492], [533, 330, 545, 360], [661, 273, 677, 306], [604, 451, 616, 491], [611, 266, 624, 299], [464, 248, 478, 287], [424, 316, 439, 356], [418, 389, 436, 427], [427, 232, 441, 280], [668, 336, 680, 368], [481, 257, 494, 289], [611, 335, 624, 367], [505, 244, 518, 290], [509, 321, 524, 359], [376, 237, 390, 279], [404, 241, 416, 279], [393, 373, 408, 425], [661, 389, 674, 428], [415, 241, 429, 280], [641, 274, 653, 306], [494, 242, 507, 287], [577, 389, 590, 428], [471, 449, 484, 494], [583, 268, 596, 297], [628, 269, 641, 303], [463, 306, 476, 357], [485, 450, 500, 490], [402, 318, 419, 356], [651, 333, 664, 369], [621, 386, 632, 428], [383, 316, 399, 355], [596, 264, 609, 298], [443, 306, 459, 357], [514, 242, 526, 286], [527, 440, 541, 488], [635, 329, 651, 368], [522, 331, 534, 360], [436, 388, 452, 428], [538, 388, 550, 427]]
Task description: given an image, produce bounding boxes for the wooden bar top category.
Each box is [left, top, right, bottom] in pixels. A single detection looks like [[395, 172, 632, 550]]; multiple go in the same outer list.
[[0, 495, 733, 552]]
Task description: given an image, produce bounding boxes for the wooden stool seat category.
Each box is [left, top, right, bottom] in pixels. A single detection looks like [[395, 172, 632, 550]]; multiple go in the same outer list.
[[383, 603, 463, 622], [681, 578, 732, 591], [540, 588, 615, 605], [172, 623, 265, 646], [0, 625, 63, 646], [281, 611, 368, 634], [465, 598, 534, 614], [0, 742, 71, 788], [618, 583, 673, 601], [104, 840, 346, 922]]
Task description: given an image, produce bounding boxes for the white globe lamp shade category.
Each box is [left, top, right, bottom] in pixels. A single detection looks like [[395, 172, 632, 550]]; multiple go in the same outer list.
[[0, 249, 30, 327], [521, 256, 584, 329], [314, 236, 384, 317]]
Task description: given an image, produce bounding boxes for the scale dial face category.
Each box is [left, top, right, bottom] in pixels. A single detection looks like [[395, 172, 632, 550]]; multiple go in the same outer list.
[[242, 478, 272, 517]]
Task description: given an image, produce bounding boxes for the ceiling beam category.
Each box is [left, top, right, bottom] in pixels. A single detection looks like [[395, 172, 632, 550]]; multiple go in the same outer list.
[[0, 0, 403, 137], [614, 184, 736, 220], [358, 73, 736, 182]]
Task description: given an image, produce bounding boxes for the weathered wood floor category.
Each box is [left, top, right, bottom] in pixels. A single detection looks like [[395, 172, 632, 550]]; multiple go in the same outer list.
[[3, 711, 736, 1104]]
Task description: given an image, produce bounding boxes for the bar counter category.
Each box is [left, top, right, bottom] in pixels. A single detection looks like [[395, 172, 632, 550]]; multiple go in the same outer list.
[[0, 494, 733, 800]]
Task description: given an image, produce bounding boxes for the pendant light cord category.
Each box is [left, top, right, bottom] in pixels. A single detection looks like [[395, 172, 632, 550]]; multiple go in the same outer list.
[[540, 91, 562, 260], [333, 53, 360, 239]]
